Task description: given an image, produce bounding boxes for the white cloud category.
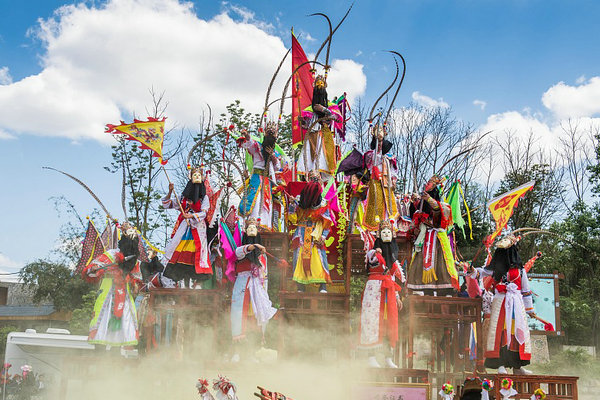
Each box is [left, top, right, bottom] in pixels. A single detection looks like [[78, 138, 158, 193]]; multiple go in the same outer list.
[[326, 59, 367, 104], [480, 110, 556, 144], [0, 67, 12, 85], [411, 91, 449, 109], [355, 50, 362, 57], [0, 128, 15, 139], [0, 0, 367, 143], [576, 75, 586, 84], [541, 77, 600, 119], [223, 3, 275, 32], [473, 99, 487, 110], [298, 30, 316, 42]]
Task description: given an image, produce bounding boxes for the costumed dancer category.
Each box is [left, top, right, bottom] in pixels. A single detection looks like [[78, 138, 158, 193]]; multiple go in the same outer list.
[[359, 220, 405, 368], [406, 175, 459, 296], [347, 172, 368, 234], [467, 234, 536, 375], [363, 125, 399, 231], [230, 217, 277, 362], [336, 148, 369, 234], [237, 123, 281, 231], [290, 170, 332, 293], [297, 75, 341, 181], [161, 167, 212, 287], [82, 222, 143, 348]]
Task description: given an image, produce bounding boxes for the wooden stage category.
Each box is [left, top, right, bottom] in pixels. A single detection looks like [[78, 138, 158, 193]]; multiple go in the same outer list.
[[140, 232, 579, 398]]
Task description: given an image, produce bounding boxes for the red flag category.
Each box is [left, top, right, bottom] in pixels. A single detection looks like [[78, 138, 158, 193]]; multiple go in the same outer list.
[[76, 221, 100, 274], [485, 180, 535, 246], [292, 32, 314, 145], [106, 117, 167, 164]]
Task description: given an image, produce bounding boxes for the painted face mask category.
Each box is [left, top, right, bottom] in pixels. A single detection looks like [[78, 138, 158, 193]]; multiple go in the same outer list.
[[191, 170, 203, 184], [246, 223, 258, 237], [380, 227, 393, 243]]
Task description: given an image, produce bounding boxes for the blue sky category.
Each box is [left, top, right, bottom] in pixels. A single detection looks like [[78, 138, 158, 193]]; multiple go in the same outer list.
[[1, 0, 600, 274]]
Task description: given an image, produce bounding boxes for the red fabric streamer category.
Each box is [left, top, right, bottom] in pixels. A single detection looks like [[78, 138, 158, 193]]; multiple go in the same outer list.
[[291, 32, 314, 145]]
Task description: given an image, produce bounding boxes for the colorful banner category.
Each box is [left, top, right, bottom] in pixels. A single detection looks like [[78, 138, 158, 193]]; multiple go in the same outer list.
[[291, 32, 314, 146], [486, 180, 535, 243], [106, 117, 167, 163], [445, 181, 473, 239]]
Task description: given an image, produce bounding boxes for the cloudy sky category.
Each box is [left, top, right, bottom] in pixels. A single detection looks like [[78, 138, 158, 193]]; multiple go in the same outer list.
[[1, 0, 600, 274]]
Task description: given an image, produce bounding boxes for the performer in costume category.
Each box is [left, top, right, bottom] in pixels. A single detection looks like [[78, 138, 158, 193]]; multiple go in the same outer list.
[[237, 123, 281, 231], [363, 126, 399, 230], [359, 220, 405, 368], [161, 168, 212, 286], [290, 170, 332, 293], [297, 75, 341, 180], [347, 172, 369, 234], [82, 222, 143, 347], [468, 234, 535, 375], [406, 175, 459, 295], [336, 148, 369, 234], [230, 217, 277, 362]]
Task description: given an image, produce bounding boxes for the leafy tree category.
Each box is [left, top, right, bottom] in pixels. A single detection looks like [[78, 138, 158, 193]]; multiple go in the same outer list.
[[104, 89, 188, 248], [19, 260, 93, 312], [0, 325, 18, 359], [68, 291, 96, 335]]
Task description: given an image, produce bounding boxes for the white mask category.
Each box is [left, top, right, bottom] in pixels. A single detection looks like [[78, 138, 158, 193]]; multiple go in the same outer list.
[[191, 170, 203, 184], [380, 228, 393, 243], [246, 224, 258, 237]]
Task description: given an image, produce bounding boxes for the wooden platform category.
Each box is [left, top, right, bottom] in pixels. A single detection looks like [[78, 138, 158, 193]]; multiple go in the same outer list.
[[145, 288, 226, 351], [399, 295, 483, 373], [479, 374, 579, 400]]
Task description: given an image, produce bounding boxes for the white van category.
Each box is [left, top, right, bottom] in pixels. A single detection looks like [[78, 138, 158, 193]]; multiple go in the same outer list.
[[3, 328, 96, 399]]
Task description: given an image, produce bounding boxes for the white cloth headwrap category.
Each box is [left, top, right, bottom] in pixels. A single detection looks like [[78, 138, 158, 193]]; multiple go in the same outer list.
[[438, 390, 454, 400], [500, 387, 518, 399]]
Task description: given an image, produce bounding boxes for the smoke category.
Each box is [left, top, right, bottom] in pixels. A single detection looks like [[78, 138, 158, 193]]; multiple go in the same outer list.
[[54, 313, 371, 400]]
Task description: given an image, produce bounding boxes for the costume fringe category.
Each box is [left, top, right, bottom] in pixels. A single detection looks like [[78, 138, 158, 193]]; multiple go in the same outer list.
[[422, 266, 438, 284], [322, 124, 336, 173], [437, 230, 459, 289]]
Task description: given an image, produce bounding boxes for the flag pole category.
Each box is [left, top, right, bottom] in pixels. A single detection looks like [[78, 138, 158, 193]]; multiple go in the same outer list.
[[160, 165, 191, 227]]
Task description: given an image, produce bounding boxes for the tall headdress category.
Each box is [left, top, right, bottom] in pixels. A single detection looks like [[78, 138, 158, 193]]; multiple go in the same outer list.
[[264, 121, 277, 136], [244, 217, 259, 230], [378, 219, 393, 234]]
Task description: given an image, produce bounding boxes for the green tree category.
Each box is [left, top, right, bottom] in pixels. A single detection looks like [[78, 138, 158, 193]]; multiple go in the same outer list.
[[19, 261, 93, 312], [105, 89, 187, 248], [0, 325, 18, 359], [68, 291, 96, 335]]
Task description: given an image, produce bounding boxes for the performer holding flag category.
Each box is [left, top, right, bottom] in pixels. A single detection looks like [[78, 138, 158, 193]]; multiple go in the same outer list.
[[466, 181, 537, 375]]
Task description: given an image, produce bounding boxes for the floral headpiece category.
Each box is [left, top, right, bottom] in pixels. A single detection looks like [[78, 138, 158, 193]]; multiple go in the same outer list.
[[245, 217, 260, 229]]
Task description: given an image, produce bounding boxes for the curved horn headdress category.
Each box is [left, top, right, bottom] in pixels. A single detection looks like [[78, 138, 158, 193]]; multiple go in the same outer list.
[[280, 4, 353, 116], [43, 166, 114, 221], [384, 51, 407, 124], [120, 155, 128, 221], [309, 13, 333, 71], [368, 55, 400, 123], [312, 3, 354, 65], [186, 130, 221, 168], [260, 48, 291, 129]]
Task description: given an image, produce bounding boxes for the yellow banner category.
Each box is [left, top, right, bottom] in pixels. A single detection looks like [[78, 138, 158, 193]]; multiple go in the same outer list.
[[487, 180, 535, 242], [106, 118, 166, 163]]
